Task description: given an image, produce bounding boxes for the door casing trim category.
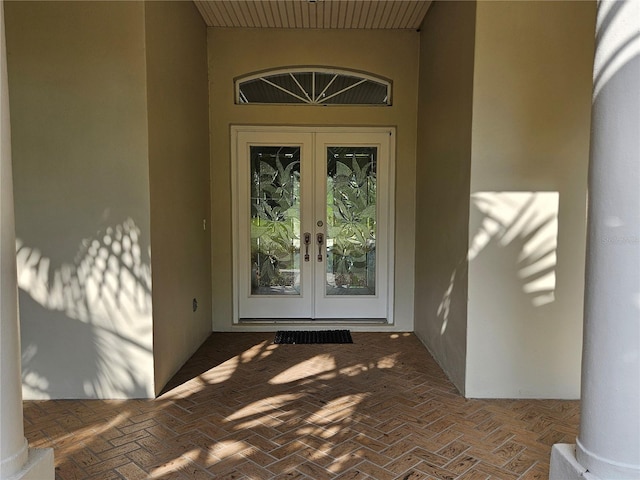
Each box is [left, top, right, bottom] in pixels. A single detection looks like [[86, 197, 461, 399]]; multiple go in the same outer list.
[[230, 125, 396, 325]]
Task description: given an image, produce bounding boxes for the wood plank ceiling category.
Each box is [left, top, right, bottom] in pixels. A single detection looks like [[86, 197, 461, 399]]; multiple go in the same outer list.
[[194, 0, 433, 29]]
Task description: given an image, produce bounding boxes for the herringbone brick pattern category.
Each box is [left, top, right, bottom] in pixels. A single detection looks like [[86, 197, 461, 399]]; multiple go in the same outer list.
[[24, 332, 580, 479]]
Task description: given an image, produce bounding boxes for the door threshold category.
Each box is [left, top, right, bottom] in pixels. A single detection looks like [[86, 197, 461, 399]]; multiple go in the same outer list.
[[238, 318, 389, 325]]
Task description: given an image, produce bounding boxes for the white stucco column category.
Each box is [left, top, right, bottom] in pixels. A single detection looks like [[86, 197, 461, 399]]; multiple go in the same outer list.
[[550, 1, 640, 479], [0, 2, 53, 478]]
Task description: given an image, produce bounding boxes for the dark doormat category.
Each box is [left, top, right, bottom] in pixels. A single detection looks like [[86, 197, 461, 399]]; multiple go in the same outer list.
[[274, 330, 353, 344]]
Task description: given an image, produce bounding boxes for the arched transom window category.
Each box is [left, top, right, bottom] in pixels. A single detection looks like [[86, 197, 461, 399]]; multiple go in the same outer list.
[[235, 67, 392, 106]]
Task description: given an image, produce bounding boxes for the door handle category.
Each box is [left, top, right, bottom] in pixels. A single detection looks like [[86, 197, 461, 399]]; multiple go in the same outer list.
[[303, 232, 311, 262], [316, 232, 324, 262]]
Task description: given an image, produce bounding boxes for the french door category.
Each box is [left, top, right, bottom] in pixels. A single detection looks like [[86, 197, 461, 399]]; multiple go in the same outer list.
[[231, 126, 394, 322]]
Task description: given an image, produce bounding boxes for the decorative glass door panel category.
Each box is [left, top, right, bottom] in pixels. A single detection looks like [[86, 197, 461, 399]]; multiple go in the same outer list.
[[233, 127, 394, 322], [326, 146, 377, 296], [250, 146, 301, 295]]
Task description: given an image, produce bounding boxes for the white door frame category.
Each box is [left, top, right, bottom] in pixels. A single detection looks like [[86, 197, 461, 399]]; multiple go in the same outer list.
[[230, 125, 395, 324]]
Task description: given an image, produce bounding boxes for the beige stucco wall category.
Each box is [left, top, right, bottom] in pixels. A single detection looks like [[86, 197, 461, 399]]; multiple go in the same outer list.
[[208, 28, 419, 331], [414, 1, 476, 395], [5, 0, 214, 399], [145, 2, 212, 395], [5, 1, 154, 398], [466, 0, 596, 398]]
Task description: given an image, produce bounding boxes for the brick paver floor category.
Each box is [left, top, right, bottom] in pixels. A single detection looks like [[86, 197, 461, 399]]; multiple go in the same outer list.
[[23, 332, 580, 479]]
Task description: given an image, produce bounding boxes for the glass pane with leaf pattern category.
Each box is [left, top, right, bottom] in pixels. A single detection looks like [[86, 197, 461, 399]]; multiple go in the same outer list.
[[250, 146, 301, 295], [326, 146, 377, 296]]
